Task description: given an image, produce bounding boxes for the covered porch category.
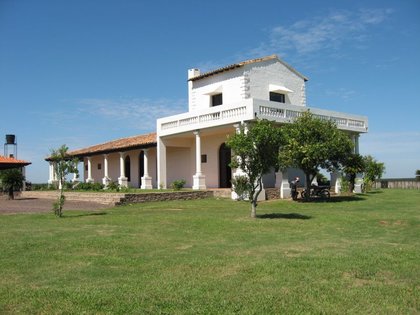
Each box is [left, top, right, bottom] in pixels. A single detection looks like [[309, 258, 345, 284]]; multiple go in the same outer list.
[[47, 133, 157, 189]]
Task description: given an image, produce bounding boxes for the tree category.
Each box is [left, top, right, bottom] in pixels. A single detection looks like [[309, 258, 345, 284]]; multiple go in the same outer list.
[[227, 119, 283, 218], [49, 145, 79, 217], [342, 153, 366, 193], [363, 155, 385, 191], [0, 168, 25, 200], [278, 111, 354, 200]]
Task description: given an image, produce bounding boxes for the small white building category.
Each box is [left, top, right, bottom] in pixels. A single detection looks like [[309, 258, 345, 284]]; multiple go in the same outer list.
[[47, 55, 368, 197]]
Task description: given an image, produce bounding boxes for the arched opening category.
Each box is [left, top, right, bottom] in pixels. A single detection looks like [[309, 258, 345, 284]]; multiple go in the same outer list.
[[219, 143, 232, 188], [124, 155, 131, 182], [139, 151, 144, 187]]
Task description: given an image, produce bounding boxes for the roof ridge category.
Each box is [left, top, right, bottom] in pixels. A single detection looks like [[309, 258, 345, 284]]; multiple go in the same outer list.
[[188, 54, 307, 81]]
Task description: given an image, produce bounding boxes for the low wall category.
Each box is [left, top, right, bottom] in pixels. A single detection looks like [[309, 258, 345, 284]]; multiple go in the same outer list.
[[21, 191, 126, 205], [265, 188, 280, 200], [375, 179, 420, 190], [120, 191, 213, 204]]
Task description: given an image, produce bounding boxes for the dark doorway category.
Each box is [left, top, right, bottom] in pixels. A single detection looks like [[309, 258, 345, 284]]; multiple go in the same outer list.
[[124, 156, 131, 182], [219, 143, 232, 188], [139, 151, 144, 187]]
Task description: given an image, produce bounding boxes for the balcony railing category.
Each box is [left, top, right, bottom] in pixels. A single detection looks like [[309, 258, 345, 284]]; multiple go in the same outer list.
[[157, 99, 368, 136]]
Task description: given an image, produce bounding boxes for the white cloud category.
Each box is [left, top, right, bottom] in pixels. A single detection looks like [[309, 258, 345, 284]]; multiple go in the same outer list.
[[246, 8, 392, 59]]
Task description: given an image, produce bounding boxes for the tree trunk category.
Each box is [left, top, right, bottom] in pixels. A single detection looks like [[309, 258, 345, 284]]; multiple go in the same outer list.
[[8, 187, 14, 200], [349, 174, 355, 193], [250, 201, 257, 218], [304, 173, 312, 201]]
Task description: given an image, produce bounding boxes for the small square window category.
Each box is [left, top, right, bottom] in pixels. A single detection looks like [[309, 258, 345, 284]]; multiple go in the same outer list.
[[201, 154, 207, 163], [270, 92, 285, 103], [211, 93, 223, 106], [98, 163, 102, 170]]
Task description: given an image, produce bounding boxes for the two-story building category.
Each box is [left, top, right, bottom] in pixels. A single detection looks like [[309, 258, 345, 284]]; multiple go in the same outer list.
[[47, 55, 368, 197]]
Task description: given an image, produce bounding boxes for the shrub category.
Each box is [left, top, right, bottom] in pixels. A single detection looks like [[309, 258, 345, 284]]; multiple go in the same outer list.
[[106, 181, 120, 191], [77, 182, 104, 191], [171, 179, 186, 190], [231, 175, 250, 201]]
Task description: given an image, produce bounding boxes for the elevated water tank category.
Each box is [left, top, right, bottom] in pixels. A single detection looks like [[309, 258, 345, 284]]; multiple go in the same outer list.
[[6, 134, 16, 145]]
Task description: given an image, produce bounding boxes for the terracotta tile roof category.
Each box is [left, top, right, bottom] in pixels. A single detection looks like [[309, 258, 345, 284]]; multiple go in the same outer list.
[[66, 132, 157, 158], [188, 54, 308, 82], [0, 155, 31, 170]]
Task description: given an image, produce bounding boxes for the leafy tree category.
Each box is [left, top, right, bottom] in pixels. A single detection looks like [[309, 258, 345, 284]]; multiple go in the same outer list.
[[0, 168, 25, 200], [416, 169, 420, 181], [49, 145, 79, 217], [227, 119, 283, 218], [363, 155, 385, 191], [278, 111, 354, 200], [342, 153, 366, 193]]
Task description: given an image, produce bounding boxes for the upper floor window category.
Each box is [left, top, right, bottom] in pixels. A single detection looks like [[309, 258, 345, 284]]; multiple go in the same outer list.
[[270, 92, 285, 103], [211, 93, 223, 106]]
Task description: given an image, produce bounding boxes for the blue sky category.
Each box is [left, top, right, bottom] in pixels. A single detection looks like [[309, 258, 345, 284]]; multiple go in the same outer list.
[[0, 0, 419, 182]]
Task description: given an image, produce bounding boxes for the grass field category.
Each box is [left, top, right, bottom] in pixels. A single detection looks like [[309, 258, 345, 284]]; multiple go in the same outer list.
[[0, 189, 419, 314]]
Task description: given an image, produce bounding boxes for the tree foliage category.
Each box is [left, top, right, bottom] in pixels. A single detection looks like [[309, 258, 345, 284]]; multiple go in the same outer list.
[[278, 111, 354, 199], [227, 119, 283, 218], [0, 168, 25, 200], [363, 155, 385, 191], [49, 145, 79, 217], [342, 153, 366, 193]]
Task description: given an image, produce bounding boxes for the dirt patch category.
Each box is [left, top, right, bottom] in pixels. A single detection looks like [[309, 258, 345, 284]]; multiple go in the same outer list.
[[0, 197, 111, 215]]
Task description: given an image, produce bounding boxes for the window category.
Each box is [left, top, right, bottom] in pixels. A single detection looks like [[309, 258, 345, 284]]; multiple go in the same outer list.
[[201, 154, 207, 163], [270, 92, 285, 103], [85, 164, 88, 171], [98, 163, 102, 170], [211, 93, 223, 106]]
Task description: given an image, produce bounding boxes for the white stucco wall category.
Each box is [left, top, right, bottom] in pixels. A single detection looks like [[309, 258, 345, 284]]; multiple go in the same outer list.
[[200, 133, 233, 188], [189, 67, 245, 112], [246, 60, 306, 106], [166, 147, 193, 187], [188, 58, 307, 112]]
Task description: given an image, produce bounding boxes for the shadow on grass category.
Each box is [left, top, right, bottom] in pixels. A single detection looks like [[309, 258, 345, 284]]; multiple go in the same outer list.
[[64, 212, 107, 218], [294, 195, 366, 203], [258, 213, 312, 220], [365, 190, 383, 195]]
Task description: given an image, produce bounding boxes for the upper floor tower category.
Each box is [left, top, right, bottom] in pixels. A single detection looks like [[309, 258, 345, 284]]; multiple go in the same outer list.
[[187, 55, 308, 112]]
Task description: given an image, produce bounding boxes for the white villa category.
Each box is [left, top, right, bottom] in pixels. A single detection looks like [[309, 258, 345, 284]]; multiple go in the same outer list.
[[47, 55, 368, 198]]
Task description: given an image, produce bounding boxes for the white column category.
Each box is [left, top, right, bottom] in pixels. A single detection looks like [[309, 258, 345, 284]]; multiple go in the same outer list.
[[157, 136, 167, 189], [193, 130, 206, 190], [280, 169, 291, 199], [141, 149, 153, 189], [118, 152, 128, 187], [48, 162, 54, 184], [86, 157, 94, 183], [72, 161, 79, 184], [353, 134, 363, 193], [331, 171, 342, 194], [102, 154, 111, 186]]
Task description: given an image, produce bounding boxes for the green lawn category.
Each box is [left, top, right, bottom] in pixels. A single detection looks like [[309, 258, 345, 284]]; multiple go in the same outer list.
[[0, 189, 419, 314]]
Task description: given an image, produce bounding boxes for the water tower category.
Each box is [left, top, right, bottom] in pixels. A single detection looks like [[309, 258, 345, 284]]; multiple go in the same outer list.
[[4, 134, 17, 158]]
